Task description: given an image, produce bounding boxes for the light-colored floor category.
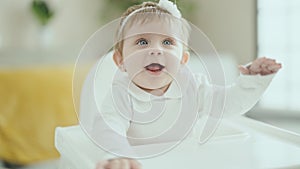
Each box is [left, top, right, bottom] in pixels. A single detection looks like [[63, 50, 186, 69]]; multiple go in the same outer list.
[[22, 160, 59, 169], [0, 159, 59, 169]]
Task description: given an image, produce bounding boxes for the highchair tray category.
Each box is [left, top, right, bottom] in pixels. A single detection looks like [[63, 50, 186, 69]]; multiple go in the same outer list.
[[55, 116, 300, 169]]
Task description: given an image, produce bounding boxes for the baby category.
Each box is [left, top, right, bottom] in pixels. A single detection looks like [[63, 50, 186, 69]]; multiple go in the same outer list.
[[80, 0, 282, 169]]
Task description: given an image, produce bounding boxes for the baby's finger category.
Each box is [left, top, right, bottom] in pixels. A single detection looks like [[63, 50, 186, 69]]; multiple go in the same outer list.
[[119, 159, 131, 169], [249, 60, 262, 70], [267, 64, 282, 71], [238, 65, 250, 75], [108, 159, 121, 169], [261, 58, 276, 66], [253, 57, 267, 66], [261, 63, 267, 69], [96, 160, 109, 169], [260, 68, 273, 75], [130, 159, 142, 169], [249, 66, 262, 74]]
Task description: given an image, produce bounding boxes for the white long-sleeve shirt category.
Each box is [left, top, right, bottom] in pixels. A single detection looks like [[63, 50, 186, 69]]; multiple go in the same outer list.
[[80, 64, 274, 159]]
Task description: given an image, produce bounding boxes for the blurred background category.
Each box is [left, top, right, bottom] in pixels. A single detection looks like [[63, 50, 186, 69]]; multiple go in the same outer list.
[[0, 0, 299, 168]]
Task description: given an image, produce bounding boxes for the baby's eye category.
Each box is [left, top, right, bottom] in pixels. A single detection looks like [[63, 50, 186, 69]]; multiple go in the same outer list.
[[136, 39, 148, 46], [162, 39, 173, 46]]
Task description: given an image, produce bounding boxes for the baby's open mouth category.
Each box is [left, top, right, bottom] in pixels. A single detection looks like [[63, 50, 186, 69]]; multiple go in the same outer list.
[[144, 63, 165, 73]]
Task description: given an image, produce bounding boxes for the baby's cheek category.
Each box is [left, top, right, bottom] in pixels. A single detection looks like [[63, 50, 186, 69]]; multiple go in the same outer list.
[[123, 54, 145, 74], [165, 62, 181, 77]]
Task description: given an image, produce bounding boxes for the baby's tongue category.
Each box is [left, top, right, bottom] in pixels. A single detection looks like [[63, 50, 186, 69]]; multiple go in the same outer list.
[[147, 65, 161, 71]]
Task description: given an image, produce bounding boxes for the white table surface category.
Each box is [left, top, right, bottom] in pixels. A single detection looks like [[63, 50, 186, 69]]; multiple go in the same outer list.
[[55, 116, 300, 169]]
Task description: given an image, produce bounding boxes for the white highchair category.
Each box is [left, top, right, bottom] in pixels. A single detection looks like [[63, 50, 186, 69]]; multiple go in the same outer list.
[[55, 53, 300, 169]]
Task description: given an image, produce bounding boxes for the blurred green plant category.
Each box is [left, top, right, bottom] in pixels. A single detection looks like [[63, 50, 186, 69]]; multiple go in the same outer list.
[[100, 0, 197, 23], [31, 0, 54, 26]]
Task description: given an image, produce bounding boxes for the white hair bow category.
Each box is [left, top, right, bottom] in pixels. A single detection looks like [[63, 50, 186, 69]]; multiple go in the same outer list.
[[158, 0, 182, 18]]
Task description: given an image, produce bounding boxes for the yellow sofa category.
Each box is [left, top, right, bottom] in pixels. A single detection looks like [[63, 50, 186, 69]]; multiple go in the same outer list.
[[0, 66, 78, 165]]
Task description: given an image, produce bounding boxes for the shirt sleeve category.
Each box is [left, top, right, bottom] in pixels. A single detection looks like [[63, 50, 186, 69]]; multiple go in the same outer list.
[[91, 86, 137, 159], [196, 73, 275, 118]]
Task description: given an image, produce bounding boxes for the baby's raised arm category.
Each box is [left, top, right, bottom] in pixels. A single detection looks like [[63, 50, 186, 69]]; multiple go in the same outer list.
[[196, 56, 282, 119]]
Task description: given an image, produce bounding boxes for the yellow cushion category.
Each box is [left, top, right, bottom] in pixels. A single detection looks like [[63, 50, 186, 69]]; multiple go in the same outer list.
[[0, 66, 78, 164]]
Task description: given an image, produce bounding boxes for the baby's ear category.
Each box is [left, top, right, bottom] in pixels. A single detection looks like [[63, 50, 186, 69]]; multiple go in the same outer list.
[[113, 50, 122, 65], [113, 50, 126, 72], [180, 51, 190, 64]]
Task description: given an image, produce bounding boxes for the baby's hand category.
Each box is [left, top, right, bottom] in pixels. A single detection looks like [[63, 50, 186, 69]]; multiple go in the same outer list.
[[96, 158, 142, 169], [238, 57, 282, 75]]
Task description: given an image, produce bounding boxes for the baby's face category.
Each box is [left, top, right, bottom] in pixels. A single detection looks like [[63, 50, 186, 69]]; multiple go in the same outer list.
[[115, 19, 188, 91]]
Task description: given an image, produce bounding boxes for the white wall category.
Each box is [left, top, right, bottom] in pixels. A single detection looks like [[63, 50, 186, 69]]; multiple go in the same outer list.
[[0, 0, 102, 50], [192, 0, 257, 64], [0, 0, 256, 65]]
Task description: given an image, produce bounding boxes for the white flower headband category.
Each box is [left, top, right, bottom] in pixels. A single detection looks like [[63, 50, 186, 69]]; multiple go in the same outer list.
[[158, 0, 181, 18], [118, 0, 182, 38]]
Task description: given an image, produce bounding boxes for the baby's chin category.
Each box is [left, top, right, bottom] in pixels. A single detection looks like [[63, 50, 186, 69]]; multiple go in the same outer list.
[[133, 78, 172, 93]]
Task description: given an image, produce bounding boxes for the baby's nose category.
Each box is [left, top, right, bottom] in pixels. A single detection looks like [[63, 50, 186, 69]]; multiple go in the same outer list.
[[148, 49, 163, 56]]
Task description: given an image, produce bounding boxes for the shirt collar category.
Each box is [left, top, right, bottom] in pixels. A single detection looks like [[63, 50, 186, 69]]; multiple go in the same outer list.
[[115, 66, 191, 102], [128, 79, 183, 102]]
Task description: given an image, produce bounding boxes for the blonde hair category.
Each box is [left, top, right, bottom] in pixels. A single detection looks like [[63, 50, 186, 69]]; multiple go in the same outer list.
[[114, 1, 191, 54]]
